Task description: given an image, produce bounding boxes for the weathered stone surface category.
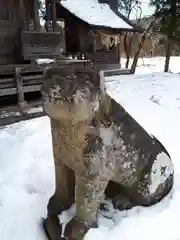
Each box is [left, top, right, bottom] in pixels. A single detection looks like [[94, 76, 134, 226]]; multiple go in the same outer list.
[[98, 95, 174, 206], [41, 66, 174, 240]]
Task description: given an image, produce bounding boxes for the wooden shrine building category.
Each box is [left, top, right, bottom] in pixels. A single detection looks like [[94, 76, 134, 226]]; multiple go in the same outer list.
[[0, 0, 63, 65], [0, 0, 138, 121], [0, 0, 63, 108], [45, 0, 138, 69]]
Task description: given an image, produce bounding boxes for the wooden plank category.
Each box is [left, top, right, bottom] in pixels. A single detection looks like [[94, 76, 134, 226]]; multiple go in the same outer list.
[[23, 51, 58, 59], [103, 69, 131, 77], [0, 63, 45, 75], [0, 59, 85, 75], [0, 77, 15, 84], [23, 79, 43, 86], [0, 88, 17, 96], [0, 82, 16, 89], [87, 52, 118, 63], [0, 84, 42, 97], [95, 63, 121, 70], [22, 74, 43, 81], [23, 84, 42, 92]]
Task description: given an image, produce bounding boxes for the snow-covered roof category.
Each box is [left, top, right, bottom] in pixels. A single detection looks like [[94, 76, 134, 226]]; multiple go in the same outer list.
[[59, 0, 133, 30]]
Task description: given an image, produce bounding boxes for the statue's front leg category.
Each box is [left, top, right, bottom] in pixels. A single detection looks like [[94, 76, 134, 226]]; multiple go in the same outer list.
[[44, 163, 75, 240], [48, 119, 75, 215], [47, 163, 75, 215], [64, 174, 108, 240]]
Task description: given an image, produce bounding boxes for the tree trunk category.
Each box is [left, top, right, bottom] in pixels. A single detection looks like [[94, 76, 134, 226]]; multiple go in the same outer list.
[[125, 55, 130, 68], [164, 0, 176, 72], [130, 35, 146, 74], [131, 19, 156, 74], [118, 40, 121, 65], [124, 33, 129, 68], [164, 38, 171, 72], [124, 33, 133, 69]]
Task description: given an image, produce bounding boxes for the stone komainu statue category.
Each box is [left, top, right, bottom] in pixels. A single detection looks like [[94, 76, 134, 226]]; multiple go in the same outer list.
[[41, 66, 174, 240]]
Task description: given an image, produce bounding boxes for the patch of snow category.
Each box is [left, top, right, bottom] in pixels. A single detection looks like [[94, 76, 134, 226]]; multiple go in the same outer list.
[[60, 0, 133, 29], [149, 152, 174, 194], [40, 18, 45, 27], [0, 111, 20, 118], [36, 58, 55, 64], [121, 56, 180, 74], [27, 107, 43, 114]]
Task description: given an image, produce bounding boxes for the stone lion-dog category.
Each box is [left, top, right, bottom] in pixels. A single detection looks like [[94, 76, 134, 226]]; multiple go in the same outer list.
[[41, 66, 174, 240]]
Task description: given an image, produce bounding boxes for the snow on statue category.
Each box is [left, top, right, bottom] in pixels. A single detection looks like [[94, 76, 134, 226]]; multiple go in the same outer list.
[[41, 66, 174, 240]]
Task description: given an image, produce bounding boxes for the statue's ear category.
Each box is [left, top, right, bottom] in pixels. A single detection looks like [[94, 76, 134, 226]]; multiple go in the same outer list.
[[101, 93, 111, 115]]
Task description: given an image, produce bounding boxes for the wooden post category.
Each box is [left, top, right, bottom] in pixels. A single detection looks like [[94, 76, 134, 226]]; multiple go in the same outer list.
[[45, 0, 50, 21], [34, 0, 41, 31], [92, 35, 97, 53], [45, 0, 53, 32], [92, 34, 97, 66], [117, 35, 121, 66], [19, 0, 28, 30], [51, 0, 57, 31], [15, 68, 27, 114]]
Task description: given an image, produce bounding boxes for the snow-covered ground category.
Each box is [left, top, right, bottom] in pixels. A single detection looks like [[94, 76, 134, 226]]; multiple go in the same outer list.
[[0, 57, 180, 240], [121, 56, 180, 74]]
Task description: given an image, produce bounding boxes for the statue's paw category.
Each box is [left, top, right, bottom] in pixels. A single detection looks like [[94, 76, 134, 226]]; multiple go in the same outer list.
[[47, 195, 67, 215], [43, 214, 63, 240], [112, 194, 134, 211], [100, 202, 109, 211], [100, 200, 112, 212], [64, 216, 97, 240]]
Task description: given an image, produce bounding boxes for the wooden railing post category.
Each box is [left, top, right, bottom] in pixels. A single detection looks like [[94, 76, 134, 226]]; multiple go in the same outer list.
[[15, 67, 27, 114]]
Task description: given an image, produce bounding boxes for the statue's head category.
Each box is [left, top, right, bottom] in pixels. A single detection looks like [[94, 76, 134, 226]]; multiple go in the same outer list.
[[41, 66, 103, 123]]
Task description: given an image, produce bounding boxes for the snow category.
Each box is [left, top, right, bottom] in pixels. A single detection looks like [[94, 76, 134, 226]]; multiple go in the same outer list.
[[1, 56, 180, 239], [121, 56, 180, 74], [59, 0, 133, 29], [149, 152, 174, 194], [36, 58, 55, 64]]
